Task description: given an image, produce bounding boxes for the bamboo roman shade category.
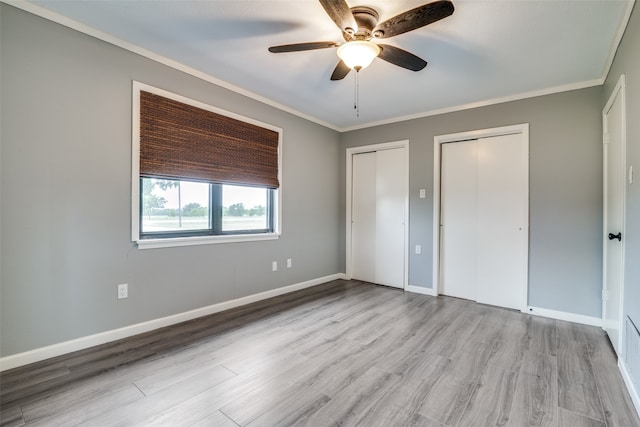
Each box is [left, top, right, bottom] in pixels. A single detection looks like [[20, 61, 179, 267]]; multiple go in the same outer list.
[[139, 91, 280, 188]]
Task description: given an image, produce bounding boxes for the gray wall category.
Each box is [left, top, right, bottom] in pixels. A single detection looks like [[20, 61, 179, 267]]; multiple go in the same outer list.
[[0, 5, 341, 357], [603, 4, 640, 340], [340, 87, 604, 318]]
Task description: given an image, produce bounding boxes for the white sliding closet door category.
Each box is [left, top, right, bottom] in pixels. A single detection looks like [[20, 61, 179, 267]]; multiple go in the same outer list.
[[440, 140, 478, 300], [352, 152, 377, 284], [351, 148, 406, 289], [476, 134, 527, 308], [440, 133, 527, 310], [375, 148, 406, 288]]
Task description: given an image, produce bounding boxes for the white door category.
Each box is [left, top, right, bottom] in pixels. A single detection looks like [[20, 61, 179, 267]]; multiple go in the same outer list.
[[440, 140, 478, 300], [351, 148, 406, 289], [440, 134, 527, 310], [476, 134, 527, 308], [352, 152, 377, 284], [375, 148, 407, 288], [603, 76, 626, 354]]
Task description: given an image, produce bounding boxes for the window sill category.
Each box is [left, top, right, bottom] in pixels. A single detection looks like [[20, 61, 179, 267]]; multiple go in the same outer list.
[[136, 233, 280, 250]]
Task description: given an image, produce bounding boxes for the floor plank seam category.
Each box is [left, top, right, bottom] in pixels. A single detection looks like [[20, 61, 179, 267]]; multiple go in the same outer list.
[[217, 409, 241, 427], [562, 406, 608, 425], [132, 382, 147, 398]]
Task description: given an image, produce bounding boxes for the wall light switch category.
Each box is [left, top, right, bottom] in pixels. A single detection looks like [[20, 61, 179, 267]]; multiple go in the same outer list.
[[415, 245, 422, 255], [630, 165, 634, 184], [419, 189, 426, 199], [287, 258, 292, 268], [272, 261, 278, 272]]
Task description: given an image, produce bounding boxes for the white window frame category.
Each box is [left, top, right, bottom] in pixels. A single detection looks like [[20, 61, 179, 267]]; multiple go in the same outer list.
[[131, 81, 282, 249]]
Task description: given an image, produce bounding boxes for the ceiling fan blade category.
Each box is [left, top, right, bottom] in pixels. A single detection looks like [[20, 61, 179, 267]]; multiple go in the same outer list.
[[319, 0, 357, 32], [373, 0, 454, 39], [378, 44, 427, 71], [330, 60, 351, 80], [268, 41, 339, 53]]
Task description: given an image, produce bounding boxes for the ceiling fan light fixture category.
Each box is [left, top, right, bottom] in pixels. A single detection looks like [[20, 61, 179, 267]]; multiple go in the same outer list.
[[337, 40, 380, 71]]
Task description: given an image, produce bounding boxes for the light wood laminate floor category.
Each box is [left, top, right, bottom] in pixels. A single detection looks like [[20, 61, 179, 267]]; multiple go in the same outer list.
[[1, 279, 639, 426]]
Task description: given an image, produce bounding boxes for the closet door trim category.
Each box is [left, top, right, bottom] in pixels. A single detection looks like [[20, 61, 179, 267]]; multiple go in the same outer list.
[[432, 124, 529, 310], [346, 140, 409, 289]]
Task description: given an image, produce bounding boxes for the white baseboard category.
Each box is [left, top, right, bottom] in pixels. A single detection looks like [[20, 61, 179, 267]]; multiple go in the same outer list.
[[619, 358, 640, 418], [525, 306, 602, 327], [406, 285, 437, 296], [0, 273, 344, 372]]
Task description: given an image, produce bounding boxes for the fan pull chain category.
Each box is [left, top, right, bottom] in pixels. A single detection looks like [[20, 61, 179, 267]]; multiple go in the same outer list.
[[354, 69, 360, 118]]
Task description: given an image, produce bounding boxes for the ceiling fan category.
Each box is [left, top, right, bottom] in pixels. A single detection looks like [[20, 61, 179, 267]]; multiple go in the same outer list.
[[268, 0, 455, 80]]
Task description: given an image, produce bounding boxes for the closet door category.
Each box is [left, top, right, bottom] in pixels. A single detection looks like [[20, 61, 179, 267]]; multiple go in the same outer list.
[[476, 134, 526, 309], [351, 148, 406, 288], [440, 140, 478, 300], [375, 148, 406, 288], [440, 134, 527, 310], [351, 152, 377, 284]]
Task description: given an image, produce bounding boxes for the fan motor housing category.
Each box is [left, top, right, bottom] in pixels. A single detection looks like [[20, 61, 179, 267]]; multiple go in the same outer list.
[[348, 6, 379, 40]]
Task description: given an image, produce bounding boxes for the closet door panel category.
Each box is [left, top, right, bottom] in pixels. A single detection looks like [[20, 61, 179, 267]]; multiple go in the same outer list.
[[351, 152, 376, 283], [440, 140, 478, 300], [375, 148, 406, 288], [476, 134, 526, 309]]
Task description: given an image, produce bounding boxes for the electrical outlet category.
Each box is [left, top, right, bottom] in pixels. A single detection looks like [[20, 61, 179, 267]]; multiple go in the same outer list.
[[117, 283, 128, 299], [272, 261, 278, 272], [287, 258, 292, 268]]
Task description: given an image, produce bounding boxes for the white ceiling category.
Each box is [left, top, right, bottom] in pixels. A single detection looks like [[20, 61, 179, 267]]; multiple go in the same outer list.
[[24, 0, 633, 130]]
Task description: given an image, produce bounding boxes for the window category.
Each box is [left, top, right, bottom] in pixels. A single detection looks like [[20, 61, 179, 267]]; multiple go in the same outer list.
[[132, 82, 281, 248], [140, 178, 274, 238]]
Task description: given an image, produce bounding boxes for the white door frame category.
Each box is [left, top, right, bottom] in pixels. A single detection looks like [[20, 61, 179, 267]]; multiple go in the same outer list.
[[346, 140, 409, 290], [432, 124, 529, 311], [602, 74, 627, 352]]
